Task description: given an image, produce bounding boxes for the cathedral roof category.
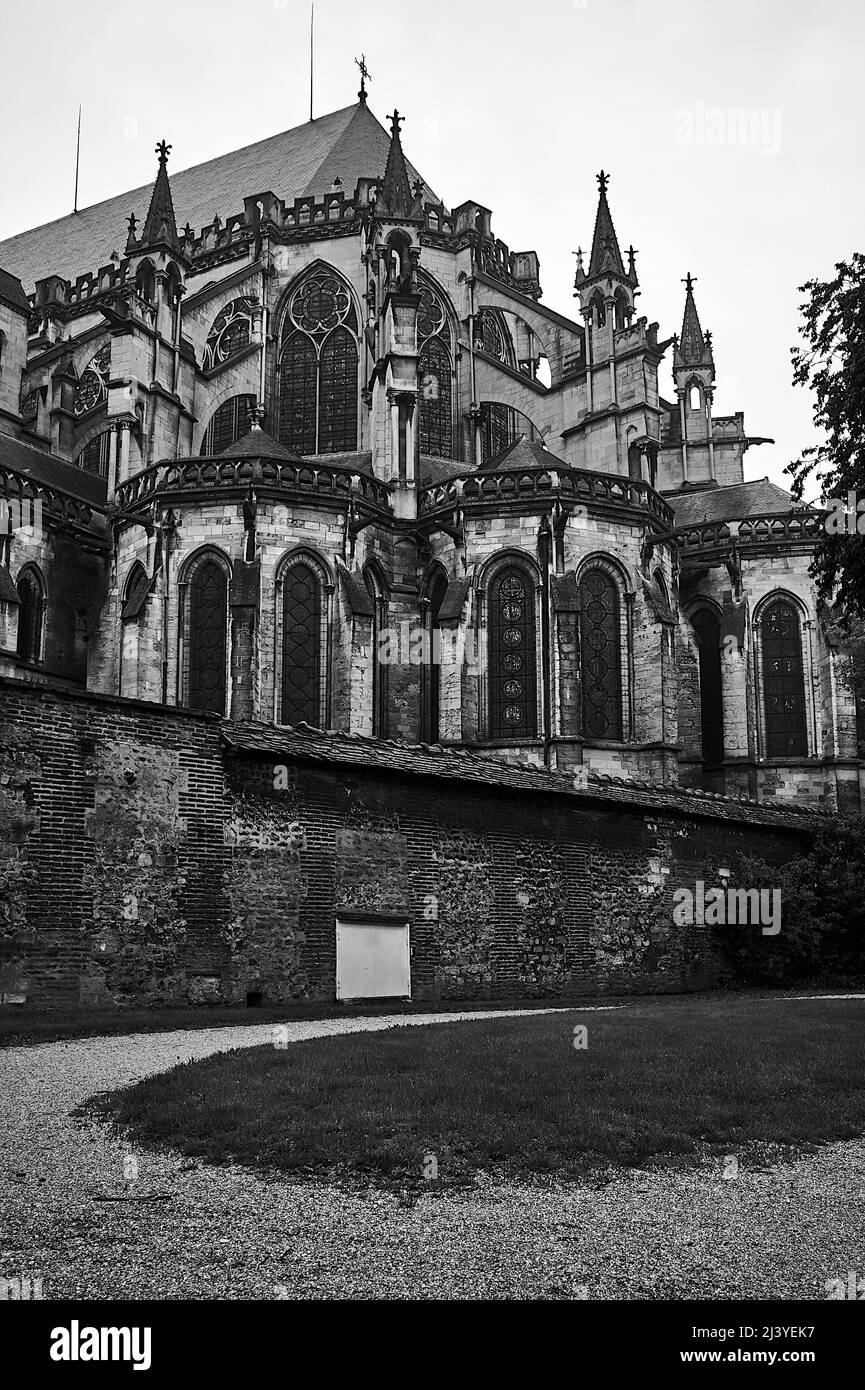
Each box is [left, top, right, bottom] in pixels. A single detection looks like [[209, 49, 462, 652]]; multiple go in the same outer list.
[[210, 427, 298, 461], [0, 102, 435, 293], [668, 478, 795, 525]]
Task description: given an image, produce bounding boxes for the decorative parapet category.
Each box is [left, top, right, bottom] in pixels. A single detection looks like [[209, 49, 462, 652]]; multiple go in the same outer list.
[[115, 454, 393, 514], [0, 462, 105, 540], [418, 465, 675, 530], [672, 509, 825, 559]]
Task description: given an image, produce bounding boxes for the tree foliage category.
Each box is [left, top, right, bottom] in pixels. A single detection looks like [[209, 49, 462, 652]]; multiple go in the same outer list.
[[788, 251, 865, 619]]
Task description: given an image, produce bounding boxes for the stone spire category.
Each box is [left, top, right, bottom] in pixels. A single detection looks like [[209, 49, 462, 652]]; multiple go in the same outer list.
[[376, 110, 421, 220], [139, 140, 181, 253], [674, 273, 714, 369], [587, 170, 629, 280]]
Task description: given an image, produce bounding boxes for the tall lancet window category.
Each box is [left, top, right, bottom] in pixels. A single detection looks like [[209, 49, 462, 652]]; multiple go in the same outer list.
[[691, 607, 724, 765], [579, 568, 623, 741], [280, 557, 324, 728], [488, 564, 538, 739], [277, 271, 358, 455], [185, 554, 229, 715], [761, 599, 807, 758], [417, 282, 453, 459]]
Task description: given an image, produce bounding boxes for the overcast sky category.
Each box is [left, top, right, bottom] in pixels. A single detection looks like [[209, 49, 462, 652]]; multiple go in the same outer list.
[[1, 0, 862, 498]]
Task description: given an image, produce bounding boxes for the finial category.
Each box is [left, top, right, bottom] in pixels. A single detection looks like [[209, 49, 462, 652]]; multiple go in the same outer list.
[[412, 177, 424, 199], [627, 244, 638, 274], [126, 212, 138, 238], [389, 109, 404, 138], [355, 54, 372, 104], [597, 170, 609, 194], [155, 139, 172, 166], [682, 271, 697, 293]]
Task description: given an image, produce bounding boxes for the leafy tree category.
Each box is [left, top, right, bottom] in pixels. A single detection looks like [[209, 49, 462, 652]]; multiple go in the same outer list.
[[788, 252, 865, 618]]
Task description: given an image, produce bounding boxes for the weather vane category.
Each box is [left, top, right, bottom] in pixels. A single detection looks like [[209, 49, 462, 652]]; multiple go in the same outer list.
[[356, 54, 372, 104]]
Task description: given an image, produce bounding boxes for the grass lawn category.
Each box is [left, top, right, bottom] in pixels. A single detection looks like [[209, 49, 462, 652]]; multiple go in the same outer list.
[[88, 996, 865, 1189]]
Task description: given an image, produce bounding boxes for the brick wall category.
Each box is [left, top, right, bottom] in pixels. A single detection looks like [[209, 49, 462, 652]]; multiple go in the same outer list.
[[1, 677, 812, 1010]]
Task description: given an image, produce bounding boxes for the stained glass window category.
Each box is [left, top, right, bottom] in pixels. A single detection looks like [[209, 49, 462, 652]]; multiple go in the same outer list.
[[203, 297, 256, 372], [277, 272, 358, 455], [419, 337, 453, 458], [762, 600, 807, 758], [74, 344, 111, 416], [77, 431, 111, 478], [20, 386, 39, 423], [187, 560, 228, 714], [580, 569, 622, 740], [15, 567, 44, 662], [416, 281, 453, 460], [481, 402, 515, 463], [200, 395, 256, 455], [319, 328, 358, 454], [474, 308, 513, 364], [488, 566, 537, 739], [281, 562, 322, 727], [691, 608, 723, 765]]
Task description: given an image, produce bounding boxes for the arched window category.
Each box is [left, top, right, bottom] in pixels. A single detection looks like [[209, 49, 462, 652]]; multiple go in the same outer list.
[[136, 260, 155, 303], [364, 563, 389, 738], [418, 281, 453, 459], [590, 293, 606, 329], [277, 271, 358, 455], [488, 564, 538, 739], [278, 554, 328, 728], [76, 430, 112, 478], [200, 395, 256, 455], [479, 404, 542, 464], [74, 344, 110, 416], [579, 568, 623, 740], [184, 555, 229, 714], [203, 296, 256, 372], [691, 607, 724, 765], [424, 568, 449, 742], [761, 599, 807, 758], [122, 562, 150, 622], [15, 566, 44, 663], [20, 385, 39, 424], [474, 308, 514, 365], [689, 383, 702, 411]]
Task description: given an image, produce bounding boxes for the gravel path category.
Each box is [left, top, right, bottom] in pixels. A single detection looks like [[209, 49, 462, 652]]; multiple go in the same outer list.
[[1, 1008, 863, 1300]]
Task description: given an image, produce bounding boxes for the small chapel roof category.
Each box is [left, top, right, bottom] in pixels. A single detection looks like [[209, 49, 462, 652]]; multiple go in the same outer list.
[[476, 435, 561, 473], [0, 101, 436, 292]]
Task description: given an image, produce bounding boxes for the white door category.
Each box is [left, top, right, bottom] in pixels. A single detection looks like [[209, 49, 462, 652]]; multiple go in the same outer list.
[[335, 919, 411, 1000]]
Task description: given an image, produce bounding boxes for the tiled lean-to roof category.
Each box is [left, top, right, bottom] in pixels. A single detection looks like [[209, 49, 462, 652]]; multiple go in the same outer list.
[[0, 102, 436, 293], [221, 720, 826, 828], [667, 478, 795, 526]]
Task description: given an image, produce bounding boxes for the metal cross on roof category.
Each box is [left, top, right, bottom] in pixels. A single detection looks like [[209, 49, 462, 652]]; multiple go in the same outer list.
[[682, 271, 697, 293], [155, 140, 172, 165]]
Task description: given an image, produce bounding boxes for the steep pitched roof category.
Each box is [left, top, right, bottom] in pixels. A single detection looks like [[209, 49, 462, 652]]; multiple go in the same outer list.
[[668, 478, 795, 526], [0, 102, 435, 293], [476, 435, 560, 473]]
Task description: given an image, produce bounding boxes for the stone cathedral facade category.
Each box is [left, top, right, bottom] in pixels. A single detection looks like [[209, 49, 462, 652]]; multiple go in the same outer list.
[[0, 92, 862, 820]]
